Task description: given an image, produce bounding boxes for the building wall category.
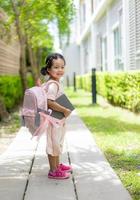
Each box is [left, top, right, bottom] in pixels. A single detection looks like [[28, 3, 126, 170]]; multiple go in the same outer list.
[[95, 14, 107, 71], [79, 0, 93, 32], [108, 0, 122, 70], [63, 43, 80, 85], [78, 0, 140, 73], [128, 0, 140, 70]]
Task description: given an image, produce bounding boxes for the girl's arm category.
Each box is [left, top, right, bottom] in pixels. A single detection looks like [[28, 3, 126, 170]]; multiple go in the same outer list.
[[48, 99, 71, 118]]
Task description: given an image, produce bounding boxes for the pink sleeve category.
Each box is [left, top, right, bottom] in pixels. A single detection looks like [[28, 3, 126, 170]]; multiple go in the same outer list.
[[46, 83, 58, 100]]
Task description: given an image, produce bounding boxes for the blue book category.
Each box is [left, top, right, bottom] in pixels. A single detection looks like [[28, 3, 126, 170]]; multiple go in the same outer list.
[[50, 94, 75, 119]]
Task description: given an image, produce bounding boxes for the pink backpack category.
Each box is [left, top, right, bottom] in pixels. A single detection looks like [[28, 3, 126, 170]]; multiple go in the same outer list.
[[21, 81, 62, 138]]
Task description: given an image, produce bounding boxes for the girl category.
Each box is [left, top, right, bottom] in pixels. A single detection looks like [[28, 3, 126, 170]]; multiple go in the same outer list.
[[40, 53, 72, 180]]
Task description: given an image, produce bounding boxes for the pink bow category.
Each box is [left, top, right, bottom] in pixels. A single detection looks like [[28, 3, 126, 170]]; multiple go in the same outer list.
[[32, 112, 65, 139]]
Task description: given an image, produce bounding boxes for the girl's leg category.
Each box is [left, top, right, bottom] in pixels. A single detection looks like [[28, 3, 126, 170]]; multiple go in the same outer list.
[[56, 156, 59, 168], [48, 154, 57, 171], [48, 155, 70, 179]]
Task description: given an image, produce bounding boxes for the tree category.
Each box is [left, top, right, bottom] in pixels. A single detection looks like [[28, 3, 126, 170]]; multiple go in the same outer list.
[[0, 0, 28, 90], [0, 0, 75, 90], [0, 97, 9, 122], [54, 0, 75, 48]]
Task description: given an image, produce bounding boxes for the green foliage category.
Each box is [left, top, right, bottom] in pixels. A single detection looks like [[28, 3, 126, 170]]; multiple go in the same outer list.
[[0, 75, 33, 111], [0, 0, 75, 49], [27, 74, 34, 87], [0, 8, 12, 43], [76, 71, 140, 113], [0, 75, 23, 111], [76, 74, 91, 92], [96, 72, 108, 97], [22, 1, 55, 49], [55, 0, 75, 35], [100, 71, 140, 113]]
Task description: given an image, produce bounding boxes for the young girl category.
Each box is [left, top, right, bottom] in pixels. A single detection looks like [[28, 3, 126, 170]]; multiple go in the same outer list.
[[40, 53, 72, 180]]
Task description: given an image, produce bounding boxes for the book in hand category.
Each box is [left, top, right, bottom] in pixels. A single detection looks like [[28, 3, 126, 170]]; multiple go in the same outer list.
[[50, 94, 75, 119]]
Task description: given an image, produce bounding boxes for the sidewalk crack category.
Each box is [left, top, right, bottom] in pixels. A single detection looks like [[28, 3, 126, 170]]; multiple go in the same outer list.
[[22, 142, 39, 200], [67, 151, 79, 200]]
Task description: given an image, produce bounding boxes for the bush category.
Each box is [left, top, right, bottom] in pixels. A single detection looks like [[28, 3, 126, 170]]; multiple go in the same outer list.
[[76, 74, 91, 92], [0, 76, 23, 111], [76, 71, 140, 113], [0, 75, 34, 112], [27, 73, 34, 87]]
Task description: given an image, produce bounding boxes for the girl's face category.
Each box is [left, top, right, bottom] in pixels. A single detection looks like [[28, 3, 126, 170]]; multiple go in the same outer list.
[[48, 58, 65, 81]]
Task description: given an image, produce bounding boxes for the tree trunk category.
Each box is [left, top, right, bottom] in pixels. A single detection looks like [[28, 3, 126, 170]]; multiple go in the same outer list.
[[36, 48, 42, 74], [11, 0, 28, 91], [57, 20, 62, 49], [34, 50, 40, 74], [59, 32, 62, 50], [0, 98, 9, 122], [27, 43, 39, 84], [19, 36, 28, 91], [66, 29, 70, 46]]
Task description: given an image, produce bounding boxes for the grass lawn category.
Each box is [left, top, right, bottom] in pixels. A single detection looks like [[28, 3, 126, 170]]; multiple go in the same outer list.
[[65, 88, 140, 200]]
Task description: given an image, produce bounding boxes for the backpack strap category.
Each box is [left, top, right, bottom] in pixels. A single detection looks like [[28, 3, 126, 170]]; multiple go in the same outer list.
[[42, 80, 60, 95], [34, 80, 60, 128]]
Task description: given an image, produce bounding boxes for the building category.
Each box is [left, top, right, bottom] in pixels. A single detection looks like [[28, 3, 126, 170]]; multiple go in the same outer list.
[[62, 1, 80, 85], [77, 0, 140, 74]]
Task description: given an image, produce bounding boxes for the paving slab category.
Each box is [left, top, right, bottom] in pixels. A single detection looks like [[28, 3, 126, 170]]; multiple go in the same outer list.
[[0, 176, 27, 200], [24, 135, 76, 200], [0, 127, 37, 200], [66, 112, 132, 200]]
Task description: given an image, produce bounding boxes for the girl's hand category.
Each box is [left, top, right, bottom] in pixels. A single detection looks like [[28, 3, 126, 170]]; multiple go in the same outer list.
[[63, 108, 71, 118]]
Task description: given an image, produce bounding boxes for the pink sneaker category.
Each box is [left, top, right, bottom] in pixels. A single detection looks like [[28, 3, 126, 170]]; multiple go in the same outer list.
[[48, 168, 70, 180], [58, 163, 72, 172]]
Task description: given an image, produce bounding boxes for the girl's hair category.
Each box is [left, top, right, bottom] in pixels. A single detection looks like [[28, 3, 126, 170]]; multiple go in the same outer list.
[[40, 53, 66, 76]]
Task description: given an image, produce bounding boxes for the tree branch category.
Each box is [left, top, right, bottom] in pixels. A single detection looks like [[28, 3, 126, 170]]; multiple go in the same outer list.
[[10, 0, 20, 17], [20, 0, 26, 7]]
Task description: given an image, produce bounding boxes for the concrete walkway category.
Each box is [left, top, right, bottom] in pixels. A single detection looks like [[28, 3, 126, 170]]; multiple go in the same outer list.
[[0, 112, 132, 200]]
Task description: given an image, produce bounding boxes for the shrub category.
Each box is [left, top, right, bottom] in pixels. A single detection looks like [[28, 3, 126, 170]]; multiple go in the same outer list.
[[0, 76, 23, 111], [0, 75, 34, 111], [76, 71, 140, 113]]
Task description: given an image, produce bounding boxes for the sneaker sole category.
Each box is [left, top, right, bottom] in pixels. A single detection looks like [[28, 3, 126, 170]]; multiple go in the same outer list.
[[63, 169, 72, 173], [48, 175, 70, 180]]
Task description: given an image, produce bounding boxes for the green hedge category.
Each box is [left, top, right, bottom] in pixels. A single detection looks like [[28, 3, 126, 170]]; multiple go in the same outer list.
[[76, 74, 91, 92], [76, 71, 140, 113], [0, 76, 23, 111], [0, 75, 34, 111], [27, 75, 34, 88]]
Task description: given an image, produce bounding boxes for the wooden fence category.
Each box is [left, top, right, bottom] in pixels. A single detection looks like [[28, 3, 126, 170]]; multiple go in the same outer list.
[[0, 40, 20, 75]]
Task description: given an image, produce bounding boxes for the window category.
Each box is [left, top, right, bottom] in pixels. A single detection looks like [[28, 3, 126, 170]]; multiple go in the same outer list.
[[83, 37, 89, 73], [101, 37, 107, 71], [135, 0, 140, 67], [91, 0, 94, 13], [113, 27, 123, 70], [80, 2, 86, 31], [96, 34, 102, 71], [83, 3, 86, 23]]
